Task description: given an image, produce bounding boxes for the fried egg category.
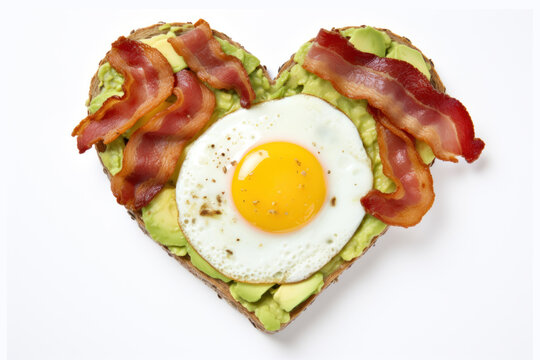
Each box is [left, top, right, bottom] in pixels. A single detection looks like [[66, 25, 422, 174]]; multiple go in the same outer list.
[[176, 94, 372, 283]]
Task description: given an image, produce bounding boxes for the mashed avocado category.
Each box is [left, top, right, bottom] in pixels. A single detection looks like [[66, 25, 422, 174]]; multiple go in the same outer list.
[[230, 291, 290, 332], [87, 62, 124, 115], [93, 26, 436, 331], [215, 37, 260, 74], [98, 137, 124, 176]]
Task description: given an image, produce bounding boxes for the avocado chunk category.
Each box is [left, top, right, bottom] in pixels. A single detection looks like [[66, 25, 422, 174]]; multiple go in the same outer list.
[[230, 282, 273, 303], [386, 42, 431, 79], [140, 32, 188, 73], [168, 246, 188, 257], [346, 26, 391, 57], [254, 295, 291, 331], [141, 187, 187, 248], [231, 289, 289, 331], [273, 273, 324, 312]]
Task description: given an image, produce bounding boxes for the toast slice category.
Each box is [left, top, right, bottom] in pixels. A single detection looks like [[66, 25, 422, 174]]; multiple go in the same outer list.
[[88, 22, 445, 333]]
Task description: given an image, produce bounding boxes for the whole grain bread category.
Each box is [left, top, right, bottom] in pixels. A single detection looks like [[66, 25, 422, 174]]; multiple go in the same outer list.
[[89, 22, 444, 333]]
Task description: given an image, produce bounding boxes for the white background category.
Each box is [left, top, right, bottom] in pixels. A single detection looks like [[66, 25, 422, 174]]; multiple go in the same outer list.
[[1, 4, 537, 360]]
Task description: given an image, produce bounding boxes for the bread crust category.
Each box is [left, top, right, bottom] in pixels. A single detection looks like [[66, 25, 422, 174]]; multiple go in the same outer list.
[[89, 22, 444, 333]]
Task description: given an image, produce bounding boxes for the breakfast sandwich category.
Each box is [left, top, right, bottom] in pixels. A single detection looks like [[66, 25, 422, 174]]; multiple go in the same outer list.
[[72, 20, 484, 332]]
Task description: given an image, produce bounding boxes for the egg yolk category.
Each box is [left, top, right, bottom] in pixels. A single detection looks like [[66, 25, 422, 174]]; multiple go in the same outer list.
[[231, 142, 326, 233]]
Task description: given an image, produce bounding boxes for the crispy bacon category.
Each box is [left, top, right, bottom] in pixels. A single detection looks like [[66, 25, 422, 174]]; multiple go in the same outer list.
[[361, 107, 435, 227], [73, 37, 174, 153], [110, 70, 215, 210], [303, 29, 484, 163], [168, 19, 255, 108]]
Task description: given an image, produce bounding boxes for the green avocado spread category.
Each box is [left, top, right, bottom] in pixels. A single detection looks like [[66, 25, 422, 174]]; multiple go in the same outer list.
[[92, 26, 435, 331]]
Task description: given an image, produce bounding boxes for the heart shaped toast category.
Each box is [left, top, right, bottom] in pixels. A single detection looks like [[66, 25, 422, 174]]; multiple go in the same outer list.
[[72, 20, 483, 333]]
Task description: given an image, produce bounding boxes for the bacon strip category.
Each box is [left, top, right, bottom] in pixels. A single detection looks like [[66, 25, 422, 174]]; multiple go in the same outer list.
[[168, 19, 255, 108], [361, 107, 435, 227], [73, 37, 174, 153], [110, 70, 215, 210], [303, 29, 484, 163]]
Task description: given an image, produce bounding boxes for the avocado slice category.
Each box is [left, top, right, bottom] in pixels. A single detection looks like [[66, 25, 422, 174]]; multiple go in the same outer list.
[[141, 187, 187, 248], [230, 282, 273, 303], [140, 32, 188, 73], [346, 26, 391, 57], [186, 244, 231, 283], [273, 273, 324, 312], [386, 42, 431, 79]]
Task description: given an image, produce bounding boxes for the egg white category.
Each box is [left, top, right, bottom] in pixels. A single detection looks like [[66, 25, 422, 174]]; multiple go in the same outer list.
[[176, 94, 372, 283]]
